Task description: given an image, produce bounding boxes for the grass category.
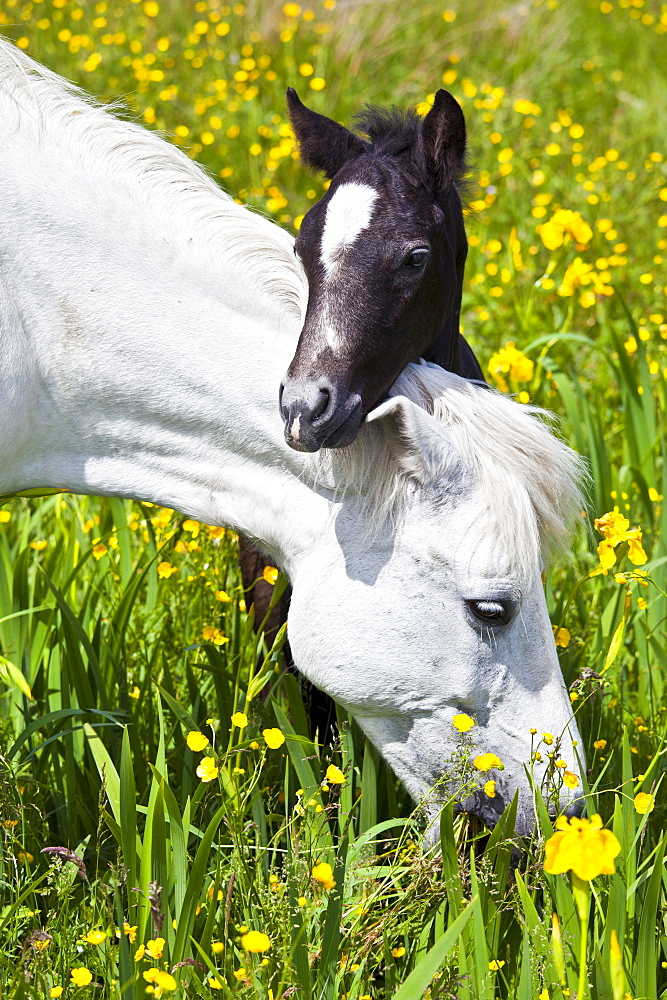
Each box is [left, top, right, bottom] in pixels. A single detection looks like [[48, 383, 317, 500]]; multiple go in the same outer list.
[[0, 0, 667, 996]]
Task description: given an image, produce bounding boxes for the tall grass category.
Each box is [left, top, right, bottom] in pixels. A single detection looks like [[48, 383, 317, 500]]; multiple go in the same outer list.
[[1, 0, 667, 995]]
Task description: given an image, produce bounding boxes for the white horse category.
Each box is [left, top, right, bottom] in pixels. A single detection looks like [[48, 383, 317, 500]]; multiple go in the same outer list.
[[0, 41, 585, 833]]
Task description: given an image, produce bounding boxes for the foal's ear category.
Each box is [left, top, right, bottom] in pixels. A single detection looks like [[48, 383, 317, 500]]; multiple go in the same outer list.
[[367, 396, 458, 485], [286, 88, 368, 179], [416, 89, 466, 193]]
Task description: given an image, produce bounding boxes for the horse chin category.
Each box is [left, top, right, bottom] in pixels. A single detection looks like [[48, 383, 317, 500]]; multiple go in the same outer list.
[[283, 397, 363, 452]]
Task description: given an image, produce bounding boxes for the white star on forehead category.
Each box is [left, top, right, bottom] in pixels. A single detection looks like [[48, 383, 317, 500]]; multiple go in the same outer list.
[[320, 182, 378, 277]]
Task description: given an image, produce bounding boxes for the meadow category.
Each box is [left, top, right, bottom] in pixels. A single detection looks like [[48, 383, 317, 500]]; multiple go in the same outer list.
[[0, 0, 666, 996]]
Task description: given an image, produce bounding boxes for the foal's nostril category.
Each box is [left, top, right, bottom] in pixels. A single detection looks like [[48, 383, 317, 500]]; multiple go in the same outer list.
[[311, 386, 330, 423]]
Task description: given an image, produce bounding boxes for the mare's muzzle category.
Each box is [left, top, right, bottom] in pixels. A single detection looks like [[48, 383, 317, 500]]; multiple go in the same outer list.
[[279, 375, 363, 452]]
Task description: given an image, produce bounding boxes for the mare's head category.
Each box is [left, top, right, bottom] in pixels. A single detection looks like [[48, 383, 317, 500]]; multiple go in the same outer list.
[[287, 365, 587, 834], [280, 89, 468, 452]]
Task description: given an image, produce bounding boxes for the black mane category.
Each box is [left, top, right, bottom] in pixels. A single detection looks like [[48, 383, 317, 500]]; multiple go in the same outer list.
[[352, 103, 467, 188], [352, 105, 421, 158]]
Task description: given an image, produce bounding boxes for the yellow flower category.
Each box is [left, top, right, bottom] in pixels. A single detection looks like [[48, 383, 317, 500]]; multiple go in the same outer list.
[[134, 944, 146, 962], [563, 771, 579, 789], [157, 561, 177, 579], [312, 861, 336, 889], [634, 792, 655, 814], [542, 733, 554, 745], [50, 989, 64, 998], [208, 977, 224, 990], [538, 209, 592, 250], [544, 814, 621, 880], [196, 757, 219, 782], [143, 969, 177, 990], [231, 712, 248, 728], [325, 764, 346, 784], [488, 959, 505, 970], [593, 739, 607, 750], [392, 945, 406, 957], [241, 930, 271, 953], [452, 712, 475, 732], [483, 780, 496, 797], [0, 510, 11, 522], [212, 940, 225, 954], [215, 589, 231, 602], [473, 752, 503, 772], [186, 731, 209, 752], [595, 510, 647, 570], [233, 968, 246, 981], [202, 625, 229, 645], [145, 938, 165, 960], [263, 727, 285, 749], [81, 929, 106, 945], [123, 923, 137, 943], [70, 968, 93, 986], [91, 542, 107, 559], [263, 566, 279, 585], [487, 341, 534, 391], [553, 626, 571, 648]]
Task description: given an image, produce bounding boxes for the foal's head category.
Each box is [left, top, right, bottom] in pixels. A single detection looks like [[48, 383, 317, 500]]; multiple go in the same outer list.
[[280, 88, 468, 452]]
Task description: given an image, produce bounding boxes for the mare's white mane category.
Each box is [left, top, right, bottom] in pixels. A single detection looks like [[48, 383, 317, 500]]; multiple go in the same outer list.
[[0, 40, 304, 318], [310, 364, 587, 579]]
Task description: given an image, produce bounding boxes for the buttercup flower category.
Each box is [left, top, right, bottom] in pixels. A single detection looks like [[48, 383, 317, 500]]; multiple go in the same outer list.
[[70, 968, 93, 986], [241, 930, 271, 952], [263, 727, 285, 749], [81, 929, 106, 945], [487, 341, 534, 391], [473, 752, 503, 772], [186, 731, 209, 752], [50, 989, 63, 998], [392, 945, 406, 957], [544, 814, 620, 880], [208, 977, 224, 989], [634, 792, 655, 814], [312, 861, 336, 889], [488, 960, 505, 970], [593, 739, 607, 750], [143, 969, 177, 990], [553, 626, 570, 648], [263, 566, 279, 585], [202, 625, 229, 645], [452, 712, 475, 732], [196, 757, 218, 782], [483, 780, 496, 797], [123, 923, 137, 943], [325, 764, 346, 784], [595, 510, 647, 570], [231, 712, 248, 728], [563, 771, 579, 789], [145, 938, 165, 960], [538, 209, 592, 250]]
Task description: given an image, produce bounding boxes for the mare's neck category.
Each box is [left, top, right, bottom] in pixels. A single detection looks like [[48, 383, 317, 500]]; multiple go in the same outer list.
[[0, 130, 328, 571]]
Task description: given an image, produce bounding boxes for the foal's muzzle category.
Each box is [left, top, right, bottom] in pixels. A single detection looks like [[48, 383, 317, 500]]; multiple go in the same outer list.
[[279, 375, 363, 452]]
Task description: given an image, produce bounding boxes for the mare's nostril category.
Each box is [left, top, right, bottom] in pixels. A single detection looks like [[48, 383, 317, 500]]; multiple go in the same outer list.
[[311, 387, 330, 423]]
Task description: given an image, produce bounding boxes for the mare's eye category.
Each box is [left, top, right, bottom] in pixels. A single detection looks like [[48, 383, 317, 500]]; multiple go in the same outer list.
[[403, 248, 429, 268], [466, 600, 513, 627]]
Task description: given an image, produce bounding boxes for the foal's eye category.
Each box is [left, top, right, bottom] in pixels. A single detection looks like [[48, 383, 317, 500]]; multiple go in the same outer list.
[[403, 248, 429, 269], [466, 600, 514, 627]]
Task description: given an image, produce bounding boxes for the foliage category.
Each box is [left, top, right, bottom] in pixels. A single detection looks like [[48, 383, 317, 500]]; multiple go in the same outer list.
[[1, 0, 667, 996]]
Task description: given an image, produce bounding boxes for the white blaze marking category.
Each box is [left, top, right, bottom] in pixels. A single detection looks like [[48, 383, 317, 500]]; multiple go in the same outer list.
[[320, 182, 378, 279]]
